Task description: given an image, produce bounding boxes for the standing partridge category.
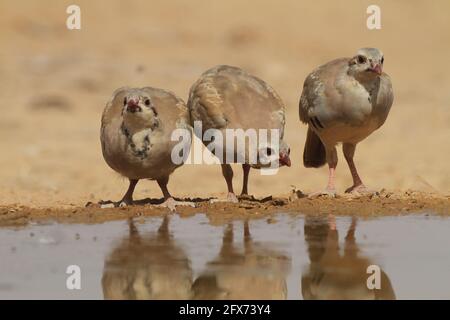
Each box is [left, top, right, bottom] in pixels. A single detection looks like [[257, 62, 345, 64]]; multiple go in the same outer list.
[[299, 48, 394, 197], [188, 65, 291, 202], [101, 87, 194, 211]]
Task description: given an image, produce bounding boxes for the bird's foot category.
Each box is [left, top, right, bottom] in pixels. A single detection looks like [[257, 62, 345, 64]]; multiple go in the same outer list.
[[238, 193, 255, 201], [308, 187, 337, 199], [118, 199, 133, 207], [111, 195, 133, 207], [158, 197, 196, 212], [100, 198, 133, 209], [210, 192, 239, 204], [345, 184, 377, 196]]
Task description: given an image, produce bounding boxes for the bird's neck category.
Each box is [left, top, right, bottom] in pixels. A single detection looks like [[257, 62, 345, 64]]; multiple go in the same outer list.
[[352, 73, 380, 94], [121, 122, 153, 159], [122, 115, 159, 136]]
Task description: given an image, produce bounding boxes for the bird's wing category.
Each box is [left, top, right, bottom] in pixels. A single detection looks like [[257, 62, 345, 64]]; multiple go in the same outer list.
[[187, 66, 228, 132], [100, 87, 131, 175], [139, 87, 192, 171], [299, 69, 322, 124], [141, 87, 191, 132], [373, 73, 394, 128], [251, 72, 286, 136], [101, 87, 130, 129], [188, 65, 285, 132], [299, 59, 354, 129]]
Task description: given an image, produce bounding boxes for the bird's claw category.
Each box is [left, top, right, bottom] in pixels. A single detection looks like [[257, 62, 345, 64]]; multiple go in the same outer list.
[[118, 201, 130, 207], [345, 184, 377, 196], [210, 192, 239, 204], [100, 199, 132, 209], [238, 194, 255, 201], [158, 197, 196, 212], [308, 188, 337, 199], [117, 197, 133, 207]]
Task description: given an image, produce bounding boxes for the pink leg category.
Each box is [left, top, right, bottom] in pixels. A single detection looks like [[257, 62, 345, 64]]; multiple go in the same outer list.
[[157, 177, 195, 212], [119, 179, 139, 206], [326, 164, 337, 191], [343, 143, 373, 194], [309, 146, 337, 198], [211, 164, 238, 203]]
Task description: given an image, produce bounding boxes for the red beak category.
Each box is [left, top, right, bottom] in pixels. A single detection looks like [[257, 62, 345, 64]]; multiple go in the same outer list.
[[279, 154, 291, 167], [371, 64, 382, 75], [127, 99, 140, 113]]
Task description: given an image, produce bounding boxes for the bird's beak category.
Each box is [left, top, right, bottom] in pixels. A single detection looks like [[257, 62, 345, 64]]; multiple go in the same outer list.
[[279, 154, 291, 167], [127, 99, 141, 113], [370, 63, 383, 75]]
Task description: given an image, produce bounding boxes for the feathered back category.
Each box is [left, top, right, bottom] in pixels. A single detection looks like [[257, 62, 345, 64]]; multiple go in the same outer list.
[[188, 65, 286, 135]]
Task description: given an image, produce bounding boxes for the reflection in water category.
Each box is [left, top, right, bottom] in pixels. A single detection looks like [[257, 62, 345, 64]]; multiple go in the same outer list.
[[102, 216, 193, 299], [2, 213, 449, 299], [192, 220, 291, 299], [301, 215, 396, 300], [100, 215, 396, 300], [102, 218, 291, 300]]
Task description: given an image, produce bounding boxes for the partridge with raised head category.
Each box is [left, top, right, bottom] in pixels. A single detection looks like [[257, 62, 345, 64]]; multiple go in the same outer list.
[[101, 87, 194, 211], [299, 48, 394, 196]]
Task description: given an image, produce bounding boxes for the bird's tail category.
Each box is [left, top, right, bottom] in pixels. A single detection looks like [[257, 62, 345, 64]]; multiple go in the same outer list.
[[303, 128, 326, 168]]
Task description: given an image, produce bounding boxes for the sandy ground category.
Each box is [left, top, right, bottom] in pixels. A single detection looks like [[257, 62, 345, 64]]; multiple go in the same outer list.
[[1, 190, 449, 227], [0, 1, 449, 218]]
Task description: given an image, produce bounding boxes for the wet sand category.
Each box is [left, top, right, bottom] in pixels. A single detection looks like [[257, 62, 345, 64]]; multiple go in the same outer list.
[[1, 190, 449, 227]]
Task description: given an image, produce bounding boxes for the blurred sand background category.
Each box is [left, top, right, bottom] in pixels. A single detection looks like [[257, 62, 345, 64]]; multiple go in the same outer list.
[[0, 0, 449, 208]]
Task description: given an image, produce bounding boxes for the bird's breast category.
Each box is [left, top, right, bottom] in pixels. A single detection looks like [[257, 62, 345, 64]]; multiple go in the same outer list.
[[338, 80, 374, 125], [101, 125, 184, 179]]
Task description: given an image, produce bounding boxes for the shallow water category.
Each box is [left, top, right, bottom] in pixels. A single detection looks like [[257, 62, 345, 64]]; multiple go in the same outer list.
[[0, 213, 449, 299]]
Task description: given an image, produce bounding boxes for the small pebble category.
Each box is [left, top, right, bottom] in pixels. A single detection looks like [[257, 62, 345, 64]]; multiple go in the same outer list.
[[101, 203, 115, 209]]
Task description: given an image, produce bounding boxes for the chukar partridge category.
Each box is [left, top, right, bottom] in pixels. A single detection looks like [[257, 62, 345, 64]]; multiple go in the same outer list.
[[188, 65, 291, 203], [102, 217, 193, 299], [302, 216, 396, 300], [101, 87, 194, 211], [299, 48, 394, 197], [192, 220, 290, 299]]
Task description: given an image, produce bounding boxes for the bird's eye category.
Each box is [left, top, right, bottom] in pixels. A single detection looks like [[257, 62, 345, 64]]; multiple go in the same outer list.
[[145, 99, 151, 106], [123, 97, 127, 106], [266, 148, 273, 156], [357, 55, 367, 64], [381, 56, 384, 64], [288, 148, 291, 155]]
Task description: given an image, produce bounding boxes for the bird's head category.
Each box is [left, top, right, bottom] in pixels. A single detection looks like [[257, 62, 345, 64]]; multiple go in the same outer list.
[[348, 48, 384, 77], [255, 139, 291, 169], [122, 89, 158, 130], [278, 139, 291, 167]]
